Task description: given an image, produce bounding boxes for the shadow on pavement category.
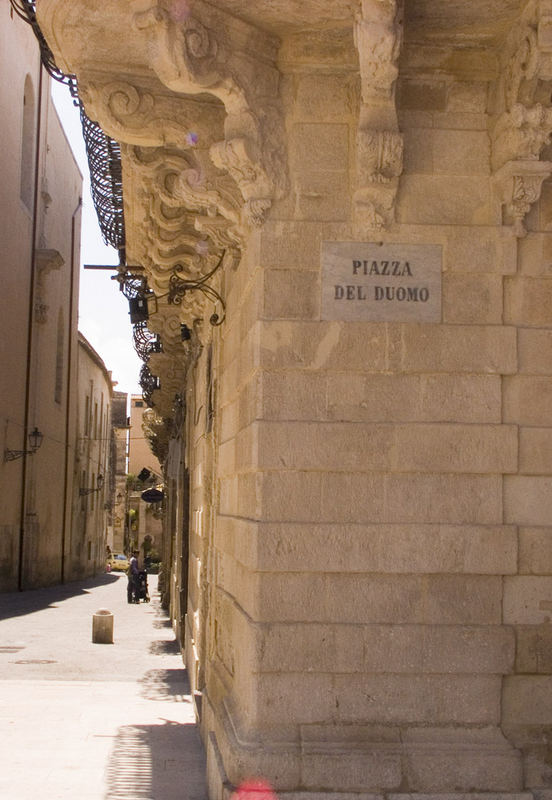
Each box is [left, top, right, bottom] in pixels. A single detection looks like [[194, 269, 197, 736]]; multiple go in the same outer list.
[[0, 572, 120, 620], [149, 639, 181, 656], [105, 719, 206, 800], [138, 668, 191, 702], [153, 617, 173, 629]]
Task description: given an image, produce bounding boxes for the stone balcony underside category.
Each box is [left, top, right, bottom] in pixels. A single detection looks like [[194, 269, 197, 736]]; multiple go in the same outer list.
[[37, 0, 525, 60], [37, 0, 552, 410], [36, 0, 540, 413]]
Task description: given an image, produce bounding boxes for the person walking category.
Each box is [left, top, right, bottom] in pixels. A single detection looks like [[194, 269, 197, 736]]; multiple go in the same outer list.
[[127, 550, 140, 603]]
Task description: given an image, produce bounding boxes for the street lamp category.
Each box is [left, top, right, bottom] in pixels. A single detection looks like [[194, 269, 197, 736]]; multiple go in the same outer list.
[[4, 427, 43, 461], [79, 473, 104, 496]]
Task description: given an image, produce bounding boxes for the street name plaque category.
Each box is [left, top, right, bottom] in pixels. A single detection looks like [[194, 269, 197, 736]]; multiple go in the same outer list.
[[321, 242, 442, 323]]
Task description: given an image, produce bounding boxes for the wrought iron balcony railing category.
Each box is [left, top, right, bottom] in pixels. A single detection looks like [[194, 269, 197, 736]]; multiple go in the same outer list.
[[133, 321, 162, 363], [139, 363, 161, 409]]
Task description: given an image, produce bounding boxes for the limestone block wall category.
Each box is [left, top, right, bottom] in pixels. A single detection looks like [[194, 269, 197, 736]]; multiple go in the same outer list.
[[197, 40, 552, 799], [502, 205, 552, 789], [186, 338, 224, 696]]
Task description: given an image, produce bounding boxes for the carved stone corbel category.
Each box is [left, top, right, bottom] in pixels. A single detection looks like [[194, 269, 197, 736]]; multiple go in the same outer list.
[[78, 77, 226, 150], [353, 0, 404, 229], [123, 144, 244, 249], [491, 0, 552, 236], [147, 351, 187, 417], [148, 309, 186, 348], [132, 0, 287, 227], [493, 159, 552, 237], [136, 308, 193, 412], [492, 103, 552, 171], [122, 144, 230, 341]]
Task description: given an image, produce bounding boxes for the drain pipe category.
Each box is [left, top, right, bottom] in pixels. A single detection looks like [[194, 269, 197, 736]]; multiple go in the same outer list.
[[60, 196, 82, 583], [18, 59, 44, 591]]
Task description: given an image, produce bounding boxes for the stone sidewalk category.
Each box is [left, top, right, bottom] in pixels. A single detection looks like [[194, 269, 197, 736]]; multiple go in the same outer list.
[[0, 571, 207, 800]]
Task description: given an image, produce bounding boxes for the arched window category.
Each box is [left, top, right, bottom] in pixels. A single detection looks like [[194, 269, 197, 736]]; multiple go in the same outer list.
[[20, 75, 36, 210]]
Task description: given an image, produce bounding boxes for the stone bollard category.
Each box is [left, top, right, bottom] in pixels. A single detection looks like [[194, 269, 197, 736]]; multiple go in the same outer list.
[[92, 608, 114, 644]]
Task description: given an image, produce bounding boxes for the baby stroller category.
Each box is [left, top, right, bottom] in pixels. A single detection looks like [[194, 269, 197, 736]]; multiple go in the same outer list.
[[127, 569, 149, 603], [134, 570, 150, 603]]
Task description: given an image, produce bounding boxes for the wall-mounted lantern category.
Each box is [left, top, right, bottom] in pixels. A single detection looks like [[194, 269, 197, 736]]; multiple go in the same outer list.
[[128, 295, 151, 324], [79, 473, 104, 497], [4, 427, 43, 462]]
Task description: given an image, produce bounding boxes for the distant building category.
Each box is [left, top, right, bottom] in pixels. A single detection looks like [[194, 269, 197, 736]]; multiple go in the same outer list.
[[128, 394, 161, 479], [127, 394, 163, 561], [65, 334, 113, 581], [111, 390, 129, 553]]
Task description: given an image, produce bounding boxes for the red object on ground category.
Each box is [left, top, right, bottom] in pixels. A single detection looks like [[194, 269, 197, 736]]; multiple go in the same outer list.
[[232, 779, 278, 800]]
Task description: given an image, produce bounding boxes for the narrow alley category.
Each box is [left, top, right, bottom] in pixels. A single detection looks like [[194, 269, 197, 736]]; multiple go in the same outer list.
[[0, 572, 207, 800]]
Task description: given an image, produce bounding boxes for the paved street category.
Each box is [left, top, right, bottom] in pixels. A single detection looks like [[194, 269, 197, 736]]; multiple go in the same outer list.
[[0, 571, 207, 800]]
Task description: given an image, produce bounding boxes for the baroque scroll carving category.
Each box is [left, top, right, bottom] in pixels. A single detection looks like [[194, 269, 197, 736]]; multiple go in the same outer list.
[[491, 0, 552, 236], [79, 78, 226, 150], [354, 0, 404, 229], [123, 143, 243, 251], [78, 74, 247, 249], [132, 0, 287, 226], [147, 337, 188, 417], [122, 144, 230, 337]]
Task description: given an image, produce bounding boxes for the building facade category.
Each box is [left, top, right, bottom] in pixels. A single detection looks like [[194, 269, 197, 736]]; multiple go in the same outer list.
[[129, 394, 162, 479], [127, 393, 163, 560], [111, 389, 129, 554], [0, 1, 82, 590], [39, 1, 552, 799], [65, 333, 113, 581], [0, 2, 117, 591]]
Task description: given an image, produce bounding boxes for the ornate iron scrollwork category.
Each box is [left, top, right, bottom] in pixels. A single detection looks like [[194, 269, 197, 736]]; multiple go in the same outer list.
[[167, 251, 226, 326], [139, 363, 160, 409], [112, 267, 148, 301], [133, 322, 162, 362], [79, 110, 125, 252], [121, 275, 162, 403], [108, 267, 162, 403]]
